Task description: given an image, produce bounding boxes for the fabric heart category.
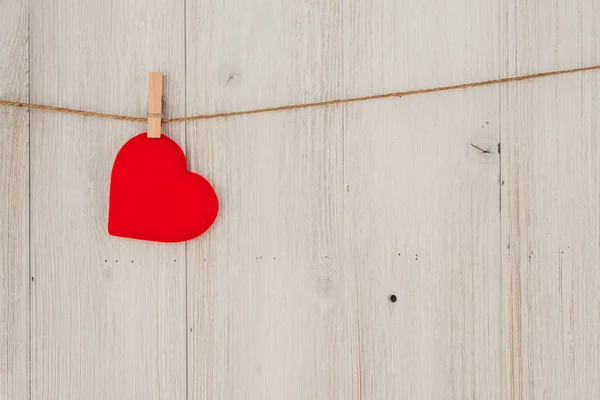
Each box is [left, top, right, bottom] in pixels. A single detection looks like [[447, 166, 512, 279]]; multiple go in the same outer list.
[[108, 133, 218, 242]]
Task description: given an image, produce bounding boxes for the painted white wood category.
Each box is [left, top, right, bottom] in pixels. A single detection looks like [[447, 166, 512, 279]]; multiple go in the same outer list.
[[0, 1, 29, 399], [501, 1, 600, 398], [29, 0, 187, 398], [0, 0, 597, 398], [185, 1, 349, 398], [342, 1, 503, 398]]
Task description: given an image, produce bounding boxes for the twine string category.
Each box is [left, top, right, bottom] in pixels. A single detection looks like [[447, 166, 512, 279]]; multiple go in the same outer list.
[[1, 64, 599, 124]]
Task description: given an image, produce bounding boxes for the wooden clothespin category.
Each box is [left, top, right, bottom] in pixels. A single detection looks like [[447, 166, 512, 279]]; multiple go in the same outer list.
[[147, 72, 163, 138]]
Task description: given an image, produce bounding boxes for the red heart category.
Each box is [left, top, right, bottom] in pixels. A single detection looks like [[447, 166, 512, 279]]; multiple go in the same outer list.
[[108, 133, 218, 243]]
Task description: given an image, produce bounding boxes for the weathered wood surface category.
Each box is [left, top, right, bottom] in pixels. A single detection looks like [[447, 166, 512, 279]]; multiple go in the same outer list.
[[0, 0, 599, 398], [0, 1, 29, 399]]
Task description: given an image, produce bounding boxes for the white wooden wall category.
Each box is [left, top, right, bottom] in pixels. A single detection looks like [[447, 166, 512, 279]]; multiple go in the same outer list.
[[1, 0, 599, 399]]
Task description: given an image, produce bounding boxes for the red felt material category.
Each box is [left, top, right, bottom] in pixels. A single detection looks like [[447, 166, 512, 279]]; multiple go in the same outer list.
[[108, 133, 218, 243]]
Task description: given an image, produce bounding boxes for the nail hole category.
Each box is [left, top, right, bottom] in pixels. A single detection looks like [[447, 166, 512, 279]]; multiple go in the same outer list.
[[389, 295, 397, 303]]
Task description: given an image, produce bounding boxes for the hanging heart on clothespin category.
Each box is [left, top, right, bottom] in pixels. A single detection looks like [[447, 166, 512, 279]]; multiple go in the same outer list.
[[108, 72, 219, 243]]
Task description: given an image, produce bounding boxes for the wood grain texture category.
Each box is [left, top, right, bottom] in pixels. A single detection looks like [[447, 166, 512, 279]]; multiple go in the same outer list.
[[343, 1, 503, 398], [185, 0, 347, 398], [501, 1, 600, 398], [29, 0, 186, 398], [1, 0, 599, 398], [0, 1, 29, 399]]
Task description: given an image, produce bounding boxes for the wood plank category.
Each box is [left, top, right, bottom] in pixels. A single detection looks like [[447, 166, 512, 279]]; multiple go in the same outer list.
[[185, 1, 347, 398], [29, 1, 186, 398], [0, 1, 29, 399], [501, 1, 600, 398], [343, 1, 503, 398]]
